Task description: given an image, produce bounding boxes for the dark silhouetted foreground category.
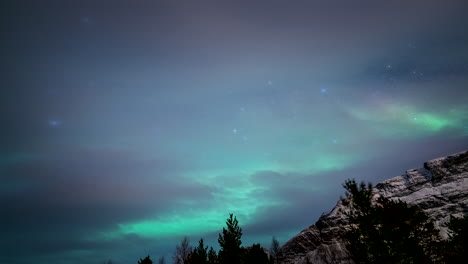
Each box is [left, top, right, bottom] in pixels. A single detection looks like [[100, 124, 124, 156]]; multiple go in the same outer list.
[[137, 179, 467, 264]]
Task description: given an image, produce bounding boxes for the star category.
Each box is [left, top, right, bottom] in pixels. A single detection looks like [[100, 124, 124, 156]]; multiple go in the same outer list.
[[232, 128, 238, 134], [48, 120, 60, 127], [82, 17, 91, 24]]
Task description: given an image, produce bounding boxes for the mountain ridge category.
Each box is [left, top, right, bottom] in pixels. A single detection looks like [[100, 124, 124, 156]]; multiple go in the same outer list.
[[277, 150, 468, 264]]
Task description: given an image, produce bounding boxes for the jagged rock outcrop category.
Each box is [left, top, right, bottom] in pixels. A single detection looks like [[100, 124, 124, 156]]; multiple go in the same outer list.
[[277, 150, 468, 264]]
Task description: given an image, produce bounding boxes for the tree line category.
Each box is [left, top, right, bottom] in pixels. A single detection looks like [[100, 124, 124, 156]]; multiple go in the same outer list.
[[138, 214, 280, 264], [135, 179, 467, 264], [342, 179, 467, 264]]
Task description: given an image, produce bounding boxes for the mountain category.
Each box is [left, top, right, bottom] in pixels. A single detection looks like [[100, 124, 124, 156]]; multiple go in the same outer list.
[[276, 150, 468, 264]]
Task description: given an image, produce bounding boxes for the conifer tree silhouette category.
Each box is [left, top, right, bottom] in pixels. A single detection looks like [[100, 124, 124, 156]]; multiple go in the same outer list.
[[218, 214, 242, 264], [138, 255, 153, 264]]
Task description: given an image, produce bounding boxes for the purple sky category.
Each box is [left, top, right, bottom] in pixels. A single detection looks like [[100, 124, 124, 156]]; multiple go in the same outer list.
[[1, 1, 468, 263]]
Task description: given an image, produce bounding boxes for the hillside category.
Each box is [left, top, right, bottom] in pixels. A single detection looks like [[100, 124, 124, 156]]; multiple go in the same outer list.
[[277, 150, 468, 264]]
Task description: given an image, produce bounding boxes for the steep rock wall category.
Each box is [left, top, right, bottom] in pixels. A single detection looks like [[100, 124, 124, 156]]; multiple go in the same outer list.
[[277, 151, 468, 264]]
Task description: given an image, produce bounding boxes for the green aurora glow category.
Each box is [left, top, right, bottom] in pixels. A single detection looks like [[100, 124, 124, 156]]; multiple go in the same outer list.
[[2, 1, 468, 264]]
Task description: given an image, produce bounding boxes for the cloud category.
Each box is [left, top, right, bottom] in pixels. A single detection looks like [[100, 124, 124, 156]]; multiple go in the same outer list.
[[1, 1, 467, 263], [0, 147, 213, 262], [241, 134, 468, 239]]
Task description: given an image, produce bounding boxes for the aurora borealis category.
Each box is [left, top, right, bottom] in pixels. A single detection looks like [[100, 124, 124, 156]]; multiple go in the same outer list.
[[1, 0, 468, 263]]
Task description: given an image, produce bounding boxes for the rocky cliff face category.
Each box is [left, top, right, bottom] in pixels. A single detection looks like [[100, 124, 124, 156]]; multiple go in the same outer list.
[[277, 150, 468, 264]]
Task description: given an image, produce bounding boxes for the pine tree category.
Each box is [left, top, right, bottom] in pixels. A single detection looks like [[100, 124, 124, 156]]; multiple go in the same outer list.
[[243, 244, 269, 264], [444, 215, 468, 263], [138, 256, 153, 264], [207, 247, 218, 264], [218, 213, 242, 264], [342, 179, 442, 263], [188, 238, 208, 264]]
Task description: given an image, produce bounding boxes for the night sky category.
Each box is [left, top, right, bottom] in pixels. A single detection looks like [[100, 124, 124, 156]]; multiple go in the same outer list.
[[1, 0, 468, 263]]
